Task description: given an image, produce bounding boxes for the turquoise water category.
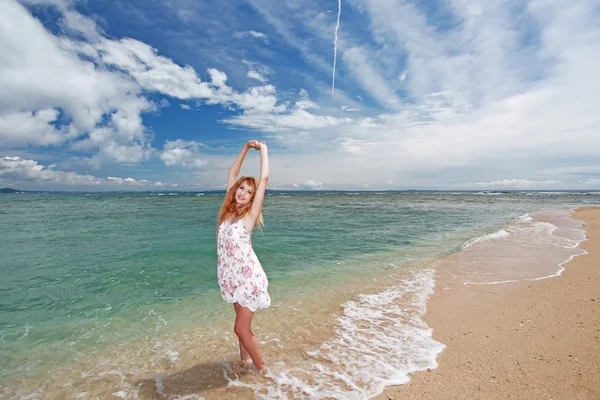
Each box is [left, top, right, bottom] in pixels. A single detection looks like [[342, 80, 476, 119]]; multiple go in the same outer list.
[[1, 191, 599, 391]]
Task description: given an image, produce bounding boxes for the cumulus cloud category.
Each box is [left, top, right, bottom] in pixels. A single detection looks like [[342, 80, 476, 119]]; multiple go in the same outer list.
[[0, 109, 77, 146], [4, 0, 600, 190], [303, 180, 323, 189], [0, 156, 174, 189], [160, 140, 208, 169], [0, 0, 155, 161], [222, 88, 352, 132], [1, 0, 324, 166]]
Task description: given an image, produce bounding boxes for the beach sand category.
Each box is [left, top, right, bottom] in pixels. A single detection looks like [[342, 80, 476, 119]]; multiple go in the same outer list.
[[377, 207, 600, 400]]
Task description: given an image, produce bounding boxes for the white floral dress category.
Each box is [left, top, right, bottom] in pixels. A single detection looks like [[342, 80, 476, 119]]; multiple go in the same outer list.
[[217, 219, 271, 312]]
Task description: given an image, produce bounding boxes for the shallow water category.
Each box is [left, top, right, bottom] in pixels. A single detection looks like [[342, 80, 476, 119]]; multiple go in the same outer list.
[[0, 191, 598, 399]]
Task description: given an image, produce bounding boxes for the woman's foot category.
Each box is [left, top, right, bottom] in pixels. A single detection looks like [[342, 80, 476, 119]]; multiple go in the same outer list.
[[242, 358, 266, 374]]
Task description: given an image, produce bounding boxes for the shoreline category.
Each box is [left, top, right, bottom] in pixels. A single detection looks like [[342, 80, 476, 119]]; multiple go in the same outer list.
[[378, 206, 600, 399], [3, 206, 598, 399]]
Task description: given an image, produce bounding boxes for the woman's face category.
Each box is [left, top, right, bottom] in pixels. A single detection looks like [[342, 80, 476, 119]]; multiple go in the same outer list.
[[235, 182, 254, 205]]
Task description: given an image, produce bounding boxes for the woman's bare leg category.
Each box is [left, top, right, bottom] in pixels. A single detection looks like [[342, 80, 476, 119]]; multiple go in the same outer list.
[[234, 305, 251, 362], [233, 303, 264, 371], [239, 339, 251, 362]]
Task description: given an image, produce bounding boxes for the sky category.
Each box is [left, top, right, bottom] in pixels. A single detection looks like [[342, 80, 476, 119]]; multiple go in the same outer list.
[[1, 0, 599, 191]]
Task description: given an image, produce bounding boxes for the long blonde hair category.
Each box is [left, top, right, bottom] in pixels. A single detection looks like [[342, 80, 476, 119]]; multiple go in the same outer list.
[[218, 176, 264, 229]]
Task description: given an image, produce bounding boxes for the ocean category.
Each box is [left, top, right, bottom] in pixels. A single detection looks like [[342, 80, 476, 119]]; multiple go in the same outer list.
[[0, 191, 597, 399]]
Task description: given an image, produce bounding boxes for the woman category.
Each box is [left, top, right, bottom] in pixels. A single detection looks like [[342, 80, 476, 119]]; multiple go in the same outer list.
[[217, 140, 270, 372]]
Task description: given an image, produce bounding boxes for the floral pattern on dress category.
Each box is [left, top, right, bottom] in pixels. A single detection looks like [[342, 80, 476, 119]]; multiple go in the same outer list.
[[217, 219, 271, 312]]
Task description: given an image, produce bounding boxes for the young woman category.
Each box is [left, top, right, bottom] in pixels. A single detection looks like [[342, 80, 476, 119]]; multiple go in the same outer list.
[[216, 140, 270, 372]]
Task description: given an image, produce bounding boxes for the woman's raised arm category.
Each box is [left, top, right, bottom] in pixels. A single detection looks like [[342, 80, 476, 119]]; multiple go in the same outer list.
[[250, 142, 269, 221], [227, 141, 257, 191]]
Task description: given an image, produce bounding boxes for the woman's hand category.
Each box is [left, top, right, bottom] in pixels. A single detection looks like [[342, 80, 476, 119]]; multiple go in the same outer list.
[[254, 140, 266, 150]]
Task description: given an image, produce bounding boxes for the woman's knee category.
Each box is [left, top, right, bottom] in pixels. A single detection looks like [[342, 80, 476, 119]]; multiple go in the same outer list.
[[234, 324, 249, 339]]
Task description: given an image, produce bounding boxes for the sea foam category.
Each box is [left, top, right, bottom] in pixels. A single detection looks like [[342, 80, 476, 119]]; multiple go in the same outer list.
[[461, 208, 587, 285], [228, 269, 444, 399], [462, 229, 510, 249]]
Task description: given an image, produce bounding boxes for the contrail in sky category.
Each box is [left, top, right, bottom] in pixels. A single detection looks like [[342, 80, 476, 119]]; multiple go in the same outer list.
[[331, 0, 341, 96]]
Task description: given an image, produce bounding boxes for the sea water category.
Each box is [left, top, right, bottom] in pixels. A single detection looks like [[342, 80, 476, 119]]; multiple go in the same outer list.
[[0, 191, 597, 399]]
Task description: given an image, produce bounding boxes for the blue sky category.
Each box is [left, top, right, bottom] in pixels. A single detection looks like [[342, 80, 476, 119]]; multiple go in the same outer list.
[[1, 0, 599, 191]]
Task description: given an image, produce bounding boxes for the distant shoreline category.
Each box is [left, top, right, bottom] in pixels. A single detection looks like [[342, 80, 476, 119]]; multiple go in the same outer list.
[[3, 187, 600, 195]]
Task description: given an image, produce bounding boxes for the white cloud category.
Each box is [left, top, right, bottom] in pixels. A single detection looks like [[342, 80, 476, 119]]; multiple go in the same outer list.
[[295, 99, 320, 110], [223, 108, 350, 132], [0, 156, 171, 188], [468, 178, 600, 190], [0, 109, 76, 146], [234, 30, 269, 40], [338, 138, 377, 156], [303, 180, 322, 189], [246, 0, 334, 75], [342, 46, 403, 111], [266, 0, 600, 188], [1, 0, 327, 166], [470, 179, 564, 189], [98, 39, 287, 114], [242, 60, 275, 79], [226, 85, 285, 113], [578, 178, 600, 187], [266, 131, 310, 147], [160, 140, 208, 169], [0, 0, 152, 161], [4, 0, 600, 190], [97, 38, 217, 99], [248, 70, 267, 82]]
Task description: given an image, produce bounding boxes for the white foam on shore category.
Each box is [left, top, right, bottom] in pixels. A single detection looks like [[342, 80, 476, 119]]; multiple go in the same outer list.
[[527, 247, 588, 282], [464, 279, 520, 286], [228, 268, 444, 399], [462, 229, 510, 249], [461, 208, 588, 285], [519, 213, 533, 221]]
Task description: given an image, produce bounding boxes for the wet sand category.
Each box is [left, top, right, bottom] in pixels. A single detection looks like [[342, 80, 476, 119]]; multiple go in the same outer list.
[[378, 207, 600, 400]]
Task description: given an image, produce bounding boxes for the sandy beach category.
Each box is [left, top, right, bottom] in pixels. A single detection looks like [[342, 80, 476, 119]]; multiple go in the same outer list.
[[378, 207, 600, 400]]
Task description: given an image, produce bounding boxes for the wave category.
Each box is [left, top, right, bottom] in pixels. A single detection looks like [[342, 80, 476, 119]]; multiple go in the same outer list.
[[228, 269, 444, 399]]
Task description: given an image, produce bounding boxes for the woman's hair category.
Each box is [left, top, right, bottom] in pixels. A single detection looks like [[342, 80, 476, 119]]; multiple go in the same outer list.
[[218, 176, 264, 228]]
